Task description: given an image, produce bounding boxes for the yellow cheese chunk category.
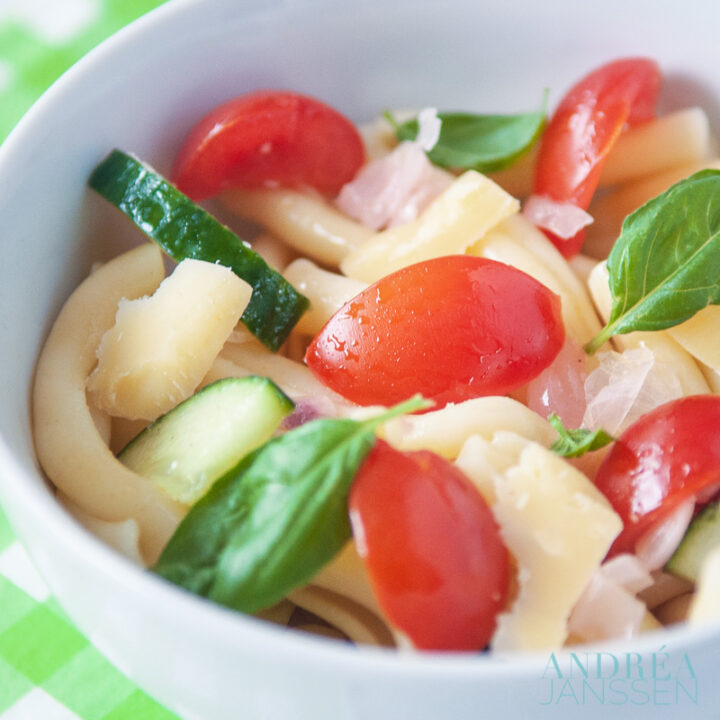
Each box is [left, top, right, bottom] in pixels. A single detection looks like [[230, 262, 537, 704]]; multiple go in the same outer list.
[[88, 259, 251, 421], [488, 441, 622, 652], [340, 170, 519, 283]]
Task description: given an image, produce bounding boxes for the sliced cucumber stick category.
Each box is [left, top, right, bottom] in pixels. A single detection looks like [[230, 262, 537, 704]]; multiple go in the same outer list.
[[666, 499, 720, 582], [88, 150, 309, 351], [119, 377, 294, 505]]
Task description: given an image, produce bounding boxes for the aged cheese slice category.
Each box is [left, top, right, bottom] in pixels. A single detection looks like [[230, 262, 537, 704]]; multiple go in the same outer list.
[[88, 259, 251, 421], [340, 170, 519, 283], [487, 440, 622, 651]]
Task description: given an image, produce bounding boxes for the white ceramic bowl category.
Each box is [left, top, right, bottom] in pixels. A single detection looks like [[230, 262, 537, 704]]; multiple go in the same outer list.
[[2, 1, 720, 718]]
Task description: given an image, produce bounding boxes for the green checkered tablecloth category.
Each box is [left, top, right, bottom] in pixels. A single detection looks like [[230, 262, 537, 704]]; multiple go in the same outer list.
[[0, 2, 179, 717]]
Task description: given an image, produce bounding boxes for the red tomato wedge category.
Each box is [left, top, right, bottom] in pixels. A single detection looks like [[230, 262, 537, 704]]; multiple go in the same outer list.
[[172, 90, 365, 200], [305, 255, 565, 408], [349, 440, 510, 650], [595, 395, 720, 555], [533, 58, 661, 258]]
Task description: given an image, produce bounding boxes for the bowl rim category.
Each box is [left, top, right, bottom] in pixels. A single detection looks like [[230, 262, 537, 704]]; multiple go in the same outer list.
[[1, 0, 719, 683]]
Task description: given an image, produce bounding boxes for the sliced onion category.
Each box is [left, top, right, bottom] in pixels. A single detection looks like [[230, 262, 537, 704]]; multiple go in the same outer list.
[[526, 337, 587, 427], [600, 553, 653, 594], [568, 569, 647, 643], [336, 139, 451, 230], [582, 346, 684, 435], [523, 194, 593, 240], [635, 498, 696, 571], [283, 395, 339, 429], [415, 107, 442, 152]]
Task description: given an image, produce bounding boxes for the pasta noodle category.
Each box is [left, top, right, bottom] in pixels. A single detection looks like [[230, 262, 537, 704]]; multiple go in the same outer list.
[[58, 492, 145, 566], [33, 243, 185, 563], [381, 396, 556, 459], [309, 542, 382, 617], [287, 586, 394, 647], [221, 187, 372, 266], [220, 340, 349, 404], [283, 258, 368, 336]]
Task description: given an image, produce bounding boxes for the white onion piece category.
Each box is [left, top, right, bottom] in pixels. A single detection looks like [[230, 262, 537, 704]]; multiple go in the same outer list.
[[387, 167, 452, 228], [415, 107, 441, 151], [336, 142, 448, 230], [523, 194, 594, 239], [526, 337, 587, 427], [600, 554, 654, 594], [568, 569, 647, 643], [582, 346, 684, 435], [635, 498, 696, 571]]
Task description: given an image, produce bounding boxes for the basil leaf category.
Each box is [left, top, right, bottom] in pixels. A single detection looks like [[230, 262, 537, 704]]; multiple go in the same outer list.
[[549, 414, 614, 458], [153, 396, 427, 613], [386, 101, 546, 173], [586, 170, 720, 353]]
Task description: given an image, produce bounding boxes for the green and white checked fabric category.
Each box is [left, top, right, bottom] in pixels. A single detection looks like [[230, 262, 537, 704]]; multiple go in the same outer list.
[[0, 509, 177, 719], [0, 2, 180, 717]]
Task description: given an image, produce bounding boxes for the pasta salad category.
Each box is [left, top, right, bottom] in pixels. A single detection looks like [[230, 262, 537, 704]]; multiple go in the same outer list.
[[32, 57, 720, 652]]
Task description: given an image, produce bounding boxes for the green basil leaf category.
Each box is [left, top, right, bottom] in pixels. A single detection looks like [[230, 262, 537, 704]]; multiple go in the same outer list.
[[549, 414, 614, 458], [386, 101, 546, 173], [153, 396, 427, 613], [586, 170, 720, 354]]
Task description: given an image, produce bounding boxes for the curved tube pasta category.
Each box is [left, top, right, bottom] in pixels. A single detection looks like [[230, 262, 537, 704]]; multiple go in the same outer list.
[[33, 243, 185, 564], [310, 541, 381, 617], [58, 492, 145, 566], [283, 259, 367, 335], [585, 157, 720, 259], [483, 214, 603, 344], [221, 188, 372, 266], [220, 341, 350, 405], [250, 232, 297, 272], [288, 586, 394, 647], [597, 107, 712, 187], [668, 306, 720, 376], [381, 396, 556, 460], [473, 230, 596, 345]]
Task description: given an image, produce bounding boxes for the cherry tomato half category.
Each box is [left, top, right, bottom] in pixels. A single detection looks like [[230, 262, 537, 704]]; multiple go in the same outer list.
[[595, 395, 720, 555], [305, 255, 565, 408], [349, 440, 510, 650], [173, 90, 365, 200], [533, 58, 661, 258]]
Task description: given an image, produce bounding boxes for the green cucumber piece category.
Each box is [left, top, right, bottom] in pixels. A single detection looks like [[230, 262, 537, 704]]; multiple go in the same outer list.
[[88, 149, 309, 351], [119, 377, 294, 505], [665, 500, 720, 582]]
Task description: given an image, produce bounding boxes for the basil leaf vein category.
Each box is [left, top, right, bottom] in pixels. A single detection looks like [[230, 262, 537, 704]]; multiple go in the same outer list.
[[153, 396, 427, 613], [549, 414, 614, 458], [586, 170, 720, 353], [386, 99, 546, 173]]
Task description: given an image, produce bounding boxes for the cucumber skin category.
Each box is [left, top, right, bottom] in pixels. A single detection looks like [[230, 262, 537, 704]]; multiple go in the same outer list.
[[89, 150, 309, 351], [665, 500, 720, 582], [119, 376, 294, 504]]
